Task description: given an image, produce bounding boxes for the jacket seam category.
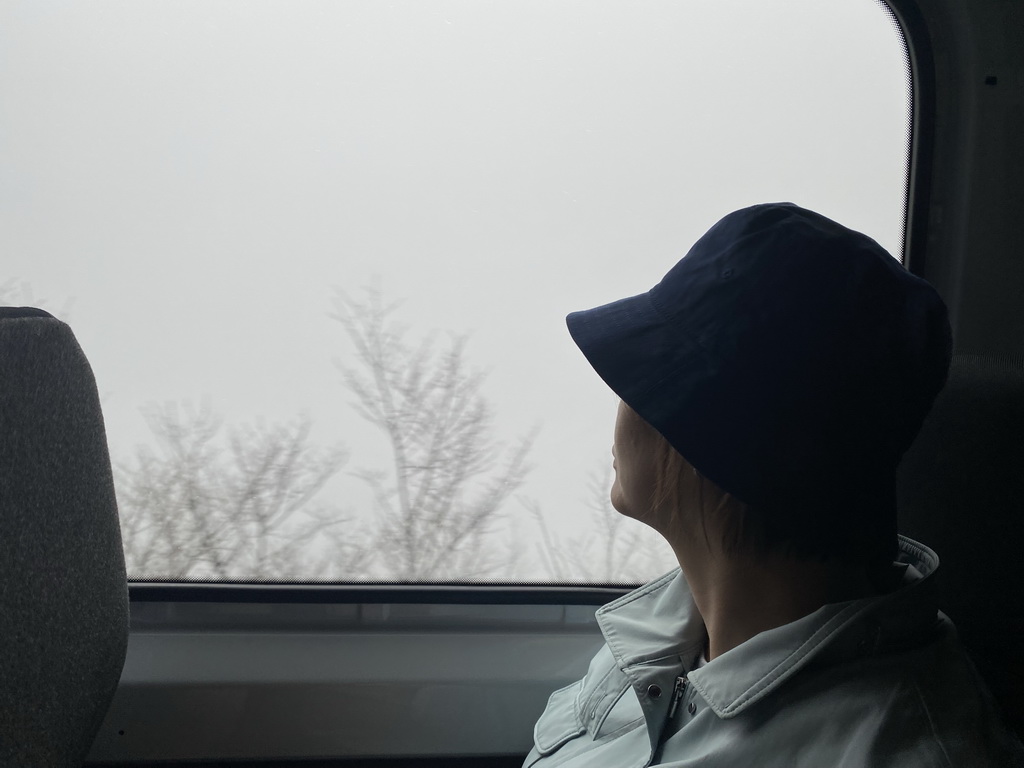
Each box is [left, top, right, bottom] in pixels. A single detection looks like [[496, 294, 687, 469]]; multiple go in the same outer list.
[[579, 661, 622, 722], [598, 569, 678, 615], [597, 713, 646, 741], [911, 679, 954, 768], [695, 601, 868, 717], [595, 679, 636, 734]]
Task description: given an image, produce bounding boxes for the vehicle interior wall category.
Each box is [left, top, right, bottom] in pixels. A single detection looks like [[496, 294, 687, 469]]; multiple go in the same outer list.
[[25, 0, 1017, 763], [896, 0, 1024, 352], [889, 0, 1024, 740]]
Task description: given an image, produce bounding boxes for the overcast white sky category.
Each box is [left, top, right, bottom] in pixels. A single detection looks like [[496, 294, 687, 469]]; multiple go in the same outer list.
[[1, 0, 909, 581]]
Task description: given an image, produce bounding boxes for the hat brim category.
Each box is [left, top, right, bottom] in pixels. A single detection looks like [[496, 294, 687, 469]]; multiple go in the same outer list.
[[566, 291, 712, 451]]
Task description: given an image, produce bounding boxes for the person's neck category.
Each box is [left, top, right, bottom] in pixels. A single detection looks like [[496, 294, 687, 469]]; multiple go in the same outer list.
[[672, 543, 874, 661]]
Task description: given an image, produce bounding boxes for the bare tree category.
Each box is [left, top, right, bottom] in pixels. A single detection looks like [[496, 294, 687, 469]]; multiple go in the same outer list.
[[0, 279, 73, 319], [0, 279, 30, 305], [333, 287, 533, 581], [528, 467, 675, 583], [115, 403, 353, 580], [113, 285, 532, 582]]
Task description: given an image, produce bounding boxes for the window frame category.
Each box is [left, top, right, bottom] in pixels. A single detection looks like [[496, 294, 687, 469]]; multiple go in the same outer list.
[[87, 1, 940, 762]]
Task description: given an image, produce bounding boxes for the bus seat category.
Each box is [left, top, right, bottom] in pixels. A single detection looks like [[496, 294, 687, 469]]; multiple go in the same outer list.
[[897, 354, 1024, 739], [0, 307, 129, 765]]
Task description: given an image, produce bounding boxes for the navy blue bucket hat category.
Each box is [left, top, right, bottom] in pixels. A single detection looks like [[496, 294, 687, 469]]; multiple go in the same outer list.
[[567, 202, 952, 563]]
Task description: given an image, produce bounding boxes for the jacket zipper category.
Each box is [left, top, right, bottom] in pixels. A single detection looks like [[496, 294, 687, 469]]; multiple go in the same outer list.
[[666, 675, 687, 719]]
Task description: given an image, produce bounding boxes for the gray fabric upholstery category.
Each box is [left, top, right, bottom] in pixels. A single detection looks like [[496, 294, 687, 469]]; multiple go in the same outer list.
[[0, 310, 129, 766], [897, 354, 1024, 738]]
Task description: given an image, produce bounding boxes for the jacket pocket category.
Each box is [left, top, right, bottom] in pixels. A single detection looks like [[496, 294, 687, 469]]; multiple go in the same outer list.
[[525, 680, 588, 766]]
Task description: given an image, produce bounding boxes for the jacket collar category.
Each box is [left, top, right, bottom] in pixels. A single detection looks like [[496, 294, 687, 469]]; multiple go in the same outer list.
[[596, 535, 941, 720], [596, 568, 707, 668]]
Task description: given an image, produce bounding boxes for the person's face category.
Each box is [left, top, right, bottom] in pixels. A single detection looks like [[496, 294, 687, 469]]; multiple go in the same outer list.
[[610, 400, 662, 521]]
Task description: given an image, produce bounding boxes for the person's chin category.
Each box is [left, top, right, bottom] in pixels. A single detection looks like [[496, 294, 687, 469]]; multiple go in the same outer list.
[[609, 486, 629, 517]]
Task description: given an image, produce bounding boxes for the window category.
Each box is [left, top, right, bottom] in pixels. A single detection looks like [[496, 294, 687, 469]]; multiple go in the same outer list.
[[1, 0, 910, 583]]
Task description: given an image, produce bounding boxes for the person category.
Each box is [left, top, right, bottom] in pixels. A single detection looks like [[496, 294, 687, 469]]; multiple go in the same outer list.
[[523, 203, 1024, 767]]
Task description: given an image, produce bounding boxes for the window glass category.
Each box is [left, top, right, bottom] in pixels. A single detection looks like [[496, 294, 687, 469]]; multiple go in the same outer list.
[[1, 0, 910, 582]]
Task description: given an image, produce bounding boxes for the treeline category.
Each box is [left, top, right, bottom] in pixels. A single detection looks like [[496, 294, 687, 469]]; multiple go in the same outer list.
[[1, 280, 671, 583]]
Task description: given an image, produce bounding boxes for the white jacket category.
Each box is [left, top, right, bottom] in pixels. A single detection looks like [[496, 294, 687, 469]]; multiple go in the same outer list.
[[524, 537, 1023, 767]]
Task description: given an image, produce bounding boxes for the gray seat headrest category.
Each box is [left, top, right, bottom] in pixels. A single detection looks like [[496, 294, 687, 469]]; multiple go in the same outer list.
[[0, 310, 129, 765]]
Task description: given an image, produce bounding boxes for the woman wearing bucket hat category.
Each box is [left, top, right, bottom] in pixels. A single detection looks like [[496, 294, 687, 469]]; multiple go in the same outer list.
[[523, 203, 1024, 767]]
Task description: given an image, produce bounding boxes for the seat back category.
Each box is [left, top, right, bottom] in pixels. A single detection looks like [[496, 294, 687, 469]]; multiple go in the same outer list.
[[897, 354, 1024, 738], [0, 308, 129, 765]]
